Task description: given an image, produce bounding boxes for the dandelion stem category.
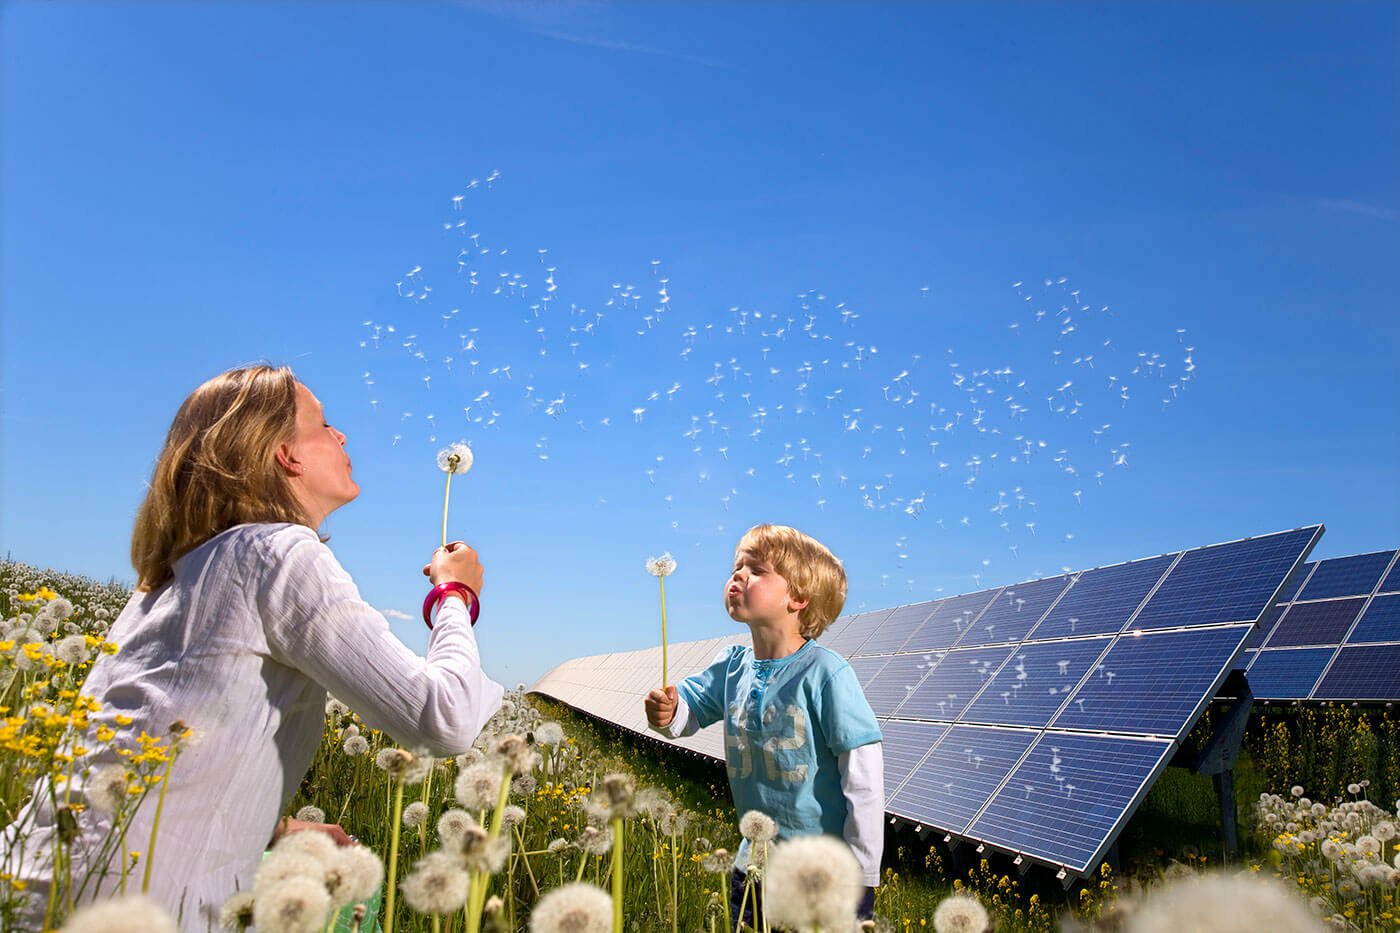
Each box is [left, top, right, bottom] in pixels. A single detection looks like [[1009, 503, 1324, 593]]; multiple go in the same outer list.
[[384, 777, 406, 933], [670, 823, 680, 933], [442, 470, 455, 548], [659, 576, 669, 688], [610, 815, 624, 933]]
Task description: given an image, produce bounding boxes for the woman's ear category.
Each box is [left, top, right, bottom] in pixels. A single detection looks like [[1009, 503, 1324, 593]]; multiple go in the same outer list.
[[275, 443, 302, 476]]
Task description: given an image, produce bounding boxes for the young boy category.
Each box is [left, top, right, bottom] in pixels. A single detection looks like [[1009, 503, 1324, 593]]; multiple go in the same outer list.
[[645, 523, 884, 923]]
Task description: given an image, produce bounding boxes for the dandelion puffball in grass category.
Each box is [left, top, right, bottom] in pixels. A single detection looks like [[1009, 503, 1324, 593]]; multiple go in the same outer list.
[[335, 845, 385, 904], [739, 810, 778, 844], [253, 875, 333, 933], [1127, 872, 1321, 933], [343, 734, 369, 756], [764, 835, 863, 933], [218, 890, 256, 932], [55, 633, 90, 664], [400, 851, 471, 916], [455, 761, 504, 810], [438, 808, 476, 848], [496, 733, 537, 775], [534, 721, 565, 746], [576, 825, 614, 856], [645, 553, 677, 577], [599, 772, 636, 819], [933, 893, 990, 933], [528, 882, 613, 933], [86, 765, 132, 813], [402, 801, 430, 828], [295, 805, 326, 824], [60, 894, 177, 933]]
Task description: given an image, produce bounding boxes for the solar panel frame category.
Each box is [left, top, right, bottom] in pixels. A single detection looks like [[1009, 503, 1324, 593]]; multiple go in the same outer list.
[[879, 719, 950, 797], [1381, 557, 1400, 595], [852, 601, 941, 656]]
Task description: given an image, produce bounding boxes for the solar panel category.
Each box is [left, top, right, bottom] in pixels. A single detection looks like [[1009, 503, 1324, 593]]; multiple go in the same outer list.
[[1313, 645, 1400, 701], [961, 637, 1114, 729], [1299, 551, 1394, 601], [901, 589, 1002, 652], [532, 523, 1322, 880], [955, 575, 1072, 648], [1028, 554, 1174, 640], [1264, 598, 1368, 648], [887, 725, 1038, 833], [1244, 601, 1289, 649], [1243, 647, 1336, 699], [1381, 559, 1400, 595], [1348, 594, 1400, 645], [853, 601, 940, 656], [1133, 527, 1320, 630], [967, 732, 1174, 873], [1279, 562, 1315, 602]]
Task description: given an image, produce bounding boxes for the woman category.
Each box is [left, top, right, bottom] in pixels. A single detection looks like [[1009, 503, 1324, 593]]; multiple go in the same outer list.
[[6, 365, 503, 930]]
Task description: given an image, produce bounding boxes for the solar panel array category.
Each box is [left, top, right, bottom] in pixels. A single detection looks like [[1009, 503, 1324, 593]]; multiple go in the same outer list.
[[530, 525, 1321, 878], [1235, 549, 1400, 701]]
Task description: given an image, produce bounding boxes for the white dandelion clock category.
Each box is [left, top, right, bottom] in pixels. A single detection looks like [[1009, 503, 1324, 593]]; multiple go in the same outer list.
[[337, 844, 385, 904], [1128, 871, 1322, 933], [528, 882, 613, 933], [437, 808, 477, 848], [933, 893, 989, 933], [218, 889, 255, 931], [60, 894, 177, 933], [455, 760, 504, 810], [294, 805, 326, 824], [739, 810, 778, 845], [55, 633, 90, 665], [86, 765, 131, 813], [645, 553, 677, 577], [252, 875, 332, 933], [400, 851, 471, 916], [764, 835, 863, 932], [535, 721, 565, 746], [646, 552, 677, 687], [402, 801, 429, 829]]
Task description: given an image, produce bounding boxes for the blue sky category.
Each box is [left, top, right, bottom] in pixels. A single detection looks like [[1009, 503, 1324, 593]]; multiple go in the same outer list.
[[2, 0, 1396, 686]]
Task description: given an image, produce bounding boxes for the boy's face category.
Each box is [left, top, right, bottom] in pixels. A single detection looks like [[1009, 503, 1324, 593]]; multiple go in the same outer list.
[[726, 549, 808, 627]]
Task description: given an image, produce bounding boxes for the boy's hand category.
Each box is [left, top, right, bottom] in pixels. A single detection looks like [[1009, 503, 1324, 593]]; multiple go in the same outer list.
[[645, 685, 678, 729]]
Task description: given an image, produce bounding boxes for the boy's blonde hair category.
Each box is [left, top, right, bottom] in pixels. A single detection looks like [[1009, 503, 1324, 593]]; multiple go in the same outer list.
[[737, 524, 847, 638]]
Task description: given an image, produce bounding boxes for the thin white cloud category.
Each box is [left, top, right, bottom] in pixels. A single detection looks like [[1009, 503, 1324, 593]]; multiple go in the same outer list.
[[1310, 197, 1397, 222], [381, 608, 413, 621], [533, 29, 734, 70]]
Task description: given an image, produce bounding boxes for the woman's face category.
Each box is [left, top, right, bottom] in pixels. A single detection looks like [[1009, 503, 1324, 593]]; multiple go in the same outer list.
[[279, 383, 359, 525]]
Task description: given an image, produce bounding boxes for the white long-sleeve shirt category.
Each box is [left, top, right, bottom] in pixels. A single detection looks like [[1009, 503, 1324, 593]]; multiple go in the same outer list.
[[6, 522, 503, 931], [652, 697, 885, 886]]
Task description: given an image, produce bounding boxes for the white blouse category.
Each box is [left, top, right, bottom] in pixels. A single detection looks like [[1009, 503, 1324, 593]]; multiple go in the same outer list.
[[6, 523, 503, 931]]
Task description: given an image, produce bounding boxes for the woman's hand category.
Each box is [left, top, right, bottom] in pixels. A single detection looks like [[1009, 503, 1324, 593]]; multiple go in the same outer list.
[[423, 540, 485, 594], [272, 816, 357, 847]]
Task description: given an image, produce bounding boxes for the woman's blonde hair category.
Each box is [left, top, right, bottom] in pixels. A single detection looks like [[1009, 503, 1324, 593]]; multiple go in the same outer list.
[[736, 524, 847, 638], [131, 365, 314, 590]]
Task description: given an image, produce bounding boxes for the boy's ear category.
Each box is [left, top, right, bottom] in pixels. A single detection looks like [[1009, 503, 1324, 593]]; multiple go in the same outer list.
[[788, 594, 810, 613]]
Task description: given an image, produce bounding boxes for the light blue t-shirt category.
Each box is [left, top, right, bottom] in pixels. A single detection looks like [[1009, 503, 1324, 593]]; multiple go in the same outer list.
[[678, 639, 882, 851]]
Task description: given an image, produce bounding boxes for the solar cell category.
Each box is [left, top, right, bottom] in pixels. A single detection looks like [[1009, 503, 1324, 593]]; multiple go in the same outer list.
[[902, 590, 1002, 652], [823, 609, 892, 657], [956, 575, 1072, 648], [863, 653, 940, 717], [961, 637, 1114, 728], [1314, 645, 1400, 701], [1132, 527, 1319, 630], [895, 645, 1017, 721], [1265, 598, 1367, 648], [887, 725, 1037, 833], [1244, 648, 1336, 700], [880, 720, 949, 795], [853, 601, 940, 656], [1382, 560, 1400, 595], [968, 732, 1173, 872], [1279, 562, 1315, 602], [1244, 602, 1289, 650], [1347, 594, 1400, 645], [1052, 625, 1252, 737], [1299, 551, 1396, 601], [848, 655, 890, 689], [1029, 554, 1175, 640]]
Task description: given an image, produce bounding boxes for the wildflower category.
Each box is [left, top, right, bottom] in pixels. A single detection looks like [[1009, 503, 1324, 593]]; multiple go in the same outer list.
[[703, 848, 736, 874], [438, 808, 476, 848], [646, 553, 677, 577], [56, 633, 90, 665], [403, 801, 429, 829], [336, 844, 385, 903], [1356, 835, 1381, 858], [1291, 786, 1305, 797], [456, 760, 504, 810], [496, 734, 538, 775], [528, 882, 613, 933], [343, 735, 369, 756], [598, 772, 636, 818], [932, 893, 989, 933], [60, 893, 177, 933], [547, 838, 570, 855], [86, 765, 131, 813], [218, 890, 256, 931], [376, 747, 415, 778], [535, 721, 565, 746], [295, 805, 326, 824], [502, 805, 526, 827], [1335, 878, 1360, 899], [740, 810, 778, 844], [512, 774, 538, 796], [1348, 783, 1361, 795], [1130, 871, 1325, 933], [635, 786, 673, 819], [325, 697, 350, 718], [272, 831, 338, 866], [252, 876, 332, 933], [456, 748, 484, 768], [438, 442, 474, 475], [401, 851, 471, 915], [1375, 821, 1396, 841]]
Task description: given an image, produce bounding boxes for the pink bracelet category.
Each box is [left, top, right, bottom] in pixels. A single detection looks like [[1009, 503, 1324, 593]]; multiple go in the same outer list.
[[422, 582, 480, 629]]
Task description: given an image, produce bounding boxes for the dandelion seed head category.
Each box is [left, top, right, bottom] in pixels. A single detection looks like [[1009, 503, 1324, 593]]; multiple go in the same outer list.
[[534, 721, 566, 746], [271, 830, 338, 867], [437, 442, 474, 475], [702, 848, 735, 874], [739, 810, 778, 844], [576, 825, 613, 856], [512, 774, 538, 797], [455, 761, 503, 810], [61, 894, 177, 933], [400, 851, 471, 916], [375, 747, 415, 778], [402, 801, 430, 829], [343, 735, 370, 756], [1291, 786, 1306, 797], [528, 882, 612, 933], [502, 805, 526, 827], [254, 850, 325, 901], [455, 748, 484, 768], [253, 875, 333, 933], [295, 806, 326, 824], [1348, 783, 1362, 795], [547, 838, 569, 855], [635, 786, 673, 819], [496, 734, 537, 775], [1130, 871, 1323, 933], [337, 844, 385, 903], [56, 633, 90, 665], [218, 890, 255, 931], [646, 553, 677, 577], [437, 808, 477, 847], [86, 765, 131, 813], [325, 697, 350, 718], [764, 835, 863, 932], [932, 893, 989, 933], [598, 772, 636, 819]]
